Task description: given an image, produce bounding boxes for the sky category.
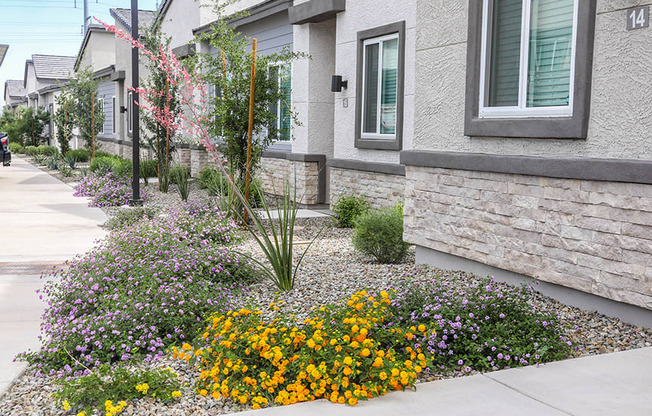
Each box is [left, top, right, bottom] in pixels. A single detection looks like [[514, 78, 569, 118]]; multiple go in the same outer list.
[[0, 0, 160, 108]]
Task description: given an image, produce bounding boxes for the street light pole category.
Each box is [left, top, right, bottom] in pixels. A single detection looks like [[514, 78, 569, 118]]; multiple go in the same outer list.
[[130, 0, 142, 206]]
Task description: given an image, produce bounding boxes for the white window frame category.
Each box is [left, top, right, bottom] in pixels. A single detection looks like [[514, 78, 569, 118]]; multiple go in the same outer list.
[[97, 97, 104, 134], [112, 96, 116, 134], [269, 62, 292, 142], [127, 91, 133, 135], [360, 32, 399, 140], [478, 0, 579, 119]]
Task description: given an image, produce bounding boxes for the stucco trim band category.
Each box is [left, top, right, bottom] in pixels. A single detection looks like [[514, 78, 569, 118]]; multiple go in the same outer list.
[[329, 158, 405, 176], [288, 0, 345, 25], [262, 151, 327, 204], [400, 150, 652, 185]]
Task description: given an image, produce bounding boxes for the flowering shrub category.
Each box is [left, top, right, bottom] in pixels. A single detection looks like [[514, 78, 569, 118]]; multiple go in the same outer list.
[[175, 290, 432, 408], [386, 277, 572, 373], [74, 169, 149, 208], [19, 199, 258, 376], [53, 364, 182, 416]]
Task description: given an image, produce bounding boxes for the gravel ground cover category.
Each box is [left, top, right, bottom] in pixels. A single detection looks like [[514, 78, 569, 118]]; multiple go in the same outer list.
[[1, 155, 651, 415]]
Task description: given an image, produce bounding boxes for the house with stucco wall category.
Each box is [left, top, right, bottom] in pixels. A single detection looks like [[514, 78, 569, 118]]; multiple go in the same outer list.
[[397, 1, 652, 326], [4, 80, 27, 114]]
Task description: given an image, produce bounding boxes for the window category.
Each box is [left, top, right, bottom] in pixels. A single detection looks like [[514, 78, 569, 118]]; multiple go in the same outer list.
[[127, 91, 133, 135], [269, 63, 291, 142], [97, 97, 104, 134], [465, 0, 596, 138], [112, 97, 116, 134], [355, 21, 405, 150]]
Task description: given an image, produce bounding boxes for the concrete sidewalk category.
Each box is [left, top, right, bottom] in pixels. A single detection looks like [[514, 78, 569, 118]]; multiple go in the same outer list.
[[0, 157, 107, 398], [235, 346, 652, 416]]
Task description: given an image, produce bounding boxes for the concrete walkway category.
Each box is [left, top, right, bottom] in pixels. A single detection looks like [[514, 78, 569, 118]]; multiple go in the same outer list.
[[235, 347, 652, 416], [0, 157, 107, 398]]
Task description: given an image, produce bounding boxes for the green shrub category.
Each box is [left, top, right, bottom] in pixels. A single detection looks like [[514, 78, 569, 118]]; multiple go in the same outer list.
[[59, 165, 74, 177], [139, 159, 158, 180], [8, 142, 23, 154], [90, 155, 132, 176], [352, 205, 410, 263], [63, 155, 78, 169], [169, 164, 191, 184], [33, 154, 47, 165], [67, 149, 90, 162], [93, 150, 113, 159], [170, 163, 190, 201], [46, 156, 60, 170], [25, 145, 38, 156], [38, 145, 58, 156], [199, 165, 230, 196], [332, 194, 370, 228]]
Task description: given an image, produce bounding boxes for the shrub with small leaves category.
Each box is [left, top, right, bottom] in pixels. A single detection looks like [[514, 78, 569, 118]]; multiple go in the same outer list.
[[67, 148, 90, 162], [332, 194, 370, 228], [105, 206, 159, 230], [25, 145, 38, 156], [8, 142, 23, 154], [177, 289, 431, 408], [38, 145, 58, 156], [53, 364, 182, 415], [352, 205, 410, 263]]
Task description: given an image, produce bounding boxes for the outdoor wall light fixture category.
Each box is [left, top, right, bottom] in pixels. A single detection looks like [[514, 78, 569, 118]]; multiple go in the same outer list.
[[331, 75, 348, 92], [120, 106, 128, 113]]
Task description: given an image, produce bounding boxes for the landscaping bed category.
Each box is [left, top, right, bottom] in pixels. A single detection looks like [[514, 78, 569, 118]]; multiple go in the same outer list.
[[1, 154, 650, 415]]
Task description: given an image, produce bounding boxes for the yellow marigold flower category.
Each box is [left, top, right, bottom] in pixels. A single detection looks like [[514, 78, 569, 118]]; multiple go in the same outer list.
[[343, 366, 352, 376], [182, 342, 192, 351], [418, 324, 426, 332], [63, 401, 71, 411], [391, 368, 400, 377], [338, 396, 346, 404], [172, 391, 182, 399], [343, 356, 353, 365], [415, 365, 423, 372], [77, 412, 86, 416], [373, 357, 383, 367], [306, 339, 316, 348], [344, 390, 353, 398], [360, 348, 371, 357], [199, 389, 208, 396], [379, 371, 388, 380], [351, 324, 359, 333]]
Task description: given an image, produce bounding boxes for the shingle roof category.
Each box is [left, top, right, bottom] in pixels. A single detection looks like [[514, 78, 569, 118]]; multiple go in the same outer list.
[[5, 80, 27, 98], [32, 54, 76, 80], [110, 8, 157, 32]]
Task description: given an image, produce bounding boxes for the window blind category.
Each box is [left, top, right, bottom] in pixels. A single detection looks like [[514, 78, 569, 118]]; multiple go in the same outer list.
[[527, 0, 574, 107], [488, 0, 522, 107]]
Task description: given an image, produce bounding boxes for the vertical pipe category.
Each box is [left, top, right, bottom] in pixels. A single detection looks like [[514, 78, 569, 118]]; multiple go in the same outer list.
[[244, 39, 257, 223], [130, 0, 142, 205], [83, 0, 89, 35]]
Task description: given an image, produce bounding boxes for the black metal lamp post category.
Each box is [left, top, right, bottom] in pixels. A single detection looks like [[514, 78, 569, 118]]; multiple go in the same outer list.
[[130, 0, 142, 206]]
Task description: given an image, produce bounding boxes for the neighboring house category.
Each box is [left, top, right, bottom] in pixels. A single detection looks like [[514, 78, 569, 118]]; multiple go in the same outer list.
[[3, 80, 27, 114], [399, 1, 652, 323], [75, 23, 122, 152], [193, 0, 299, 186], [22, 54, 76, 146]]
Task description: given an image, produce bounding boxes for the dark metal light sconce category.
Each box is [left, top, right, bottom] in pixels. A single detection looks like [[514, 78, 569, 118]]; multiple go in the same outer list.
[[331, 75, 348, 92]]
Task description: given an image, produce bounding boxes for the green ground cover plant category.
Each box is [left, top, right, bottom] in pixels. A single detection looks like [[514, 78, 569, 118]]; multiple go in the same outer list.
[[67, 149, 90, 163]]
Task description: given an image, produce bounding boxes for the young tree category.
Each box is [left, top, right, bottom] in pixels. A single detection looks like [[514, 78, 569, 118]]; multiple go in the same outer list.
[[67, 67, 104, 152], [20, 107, 50, 147], [140, 24, 181, 190], [192, 2, 301, 187], [53, 93, 74, 155]]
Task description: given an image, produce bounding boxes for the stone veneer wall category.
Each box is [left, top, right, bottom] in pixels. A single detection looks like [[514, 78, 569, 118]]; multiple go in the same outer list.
[[260, 157, 320, 205], [190, 147, 212, 177], [403, 165, 652, 310], [330, 167, 405, 209]]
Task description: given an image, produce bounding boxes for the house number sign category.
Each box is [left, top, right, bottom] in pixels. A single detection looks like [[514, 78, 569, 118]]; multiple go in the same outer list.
[[627, 6, 649, 30]]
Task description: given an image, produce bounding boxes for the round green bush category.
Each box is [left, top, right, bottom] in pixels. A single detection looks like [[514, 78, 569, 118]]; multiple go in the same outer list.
[[139, 159, 158, 179], [352, 206, 410, 263], [38, 145, 58, 156], [8, 142, 23, 154], [332, 194, 370, 228], [90, 155, 132, 176], [66, 149, 90, 162], [24, 145, 39, 156]]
